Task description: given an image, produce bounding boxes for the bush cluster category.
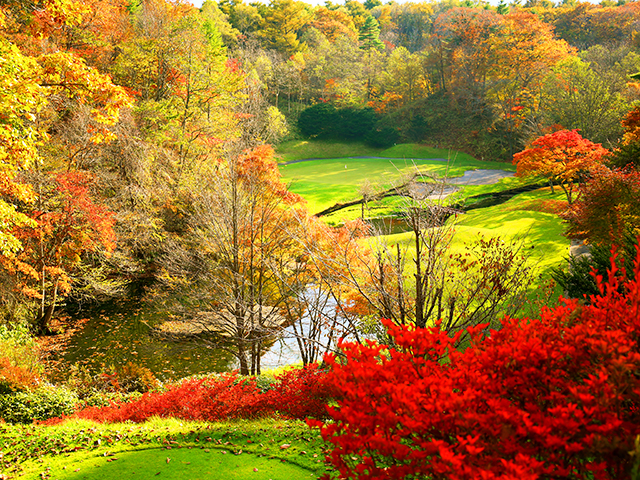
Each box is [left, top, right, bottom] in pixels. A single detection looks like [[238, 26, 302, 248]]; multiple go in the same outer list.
[[43, 364, 334, 425], [313, 251, 640, 479], [0, 386, 78, 424], [0, 354, 161, 423]]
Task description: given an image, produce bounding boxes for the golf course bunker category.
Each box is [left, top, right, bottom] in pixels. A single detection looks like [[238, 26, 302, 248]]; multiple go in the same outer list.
[[39, 446, 319, 480], [408, 183, 459, 200]]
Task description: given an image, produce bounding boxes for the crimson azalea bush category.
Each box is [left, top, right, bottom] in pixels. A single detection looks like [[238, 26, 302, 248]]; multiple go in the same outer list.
[[43, 364, 333, 425], [312, 249, 640, 480]]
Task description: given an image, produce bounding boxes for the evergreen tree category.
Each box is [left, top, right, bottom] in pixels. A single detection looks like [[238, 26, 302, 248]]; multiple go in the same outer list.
[[358, 15, 384, 51]]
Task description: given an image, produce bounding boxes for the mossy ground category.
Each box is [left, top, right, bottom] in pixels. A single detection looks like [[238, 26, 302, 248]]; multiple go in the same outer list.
[[3, 418, 329, 480]]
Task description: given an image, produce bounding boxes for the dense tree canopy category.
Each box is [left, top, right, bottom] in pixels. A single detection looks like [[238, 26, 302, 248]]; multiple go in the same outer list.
[[2, 10, 640, 480], [2, 0, 640, 335]]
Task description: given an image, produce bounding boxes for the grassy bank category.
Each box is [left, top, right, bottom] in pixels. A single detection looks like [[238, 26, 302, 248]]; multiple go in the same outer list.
[[3, 418, 328, 480], [382, 186, 569, 280], [276, 140, 493, 164]]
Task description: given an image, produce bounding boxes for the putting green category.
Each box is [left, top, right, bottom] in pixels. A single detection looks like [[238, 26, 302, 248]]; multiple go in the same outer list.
[[31, 447, 320, 480]]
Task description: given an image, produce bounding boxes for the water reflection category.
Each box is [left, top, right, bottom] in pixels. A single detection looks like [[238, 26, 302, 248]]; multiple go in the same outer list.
[[55, 301, 235, 381], [56, 286, 354, 379]]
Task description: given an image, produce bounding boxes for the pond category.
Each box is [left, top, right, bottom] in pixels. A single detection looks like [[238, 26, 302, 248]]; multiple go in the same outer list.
[[50, 299, 303, 382]]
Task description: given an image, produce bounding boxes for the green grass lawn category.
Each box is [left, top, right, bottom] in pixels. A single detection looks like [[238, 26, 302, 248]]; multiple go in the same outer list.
[[281, 154, 515, 219], [276, 140, 484, 164], [3, 418, 328, 480], [382, 186, 569, 280]]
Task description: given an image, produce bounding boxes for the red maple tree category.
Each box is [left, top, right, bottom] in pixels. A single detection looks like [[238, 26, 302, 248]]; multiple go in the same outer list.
[[513, 129, 609, 203], [1, 171, 116, 332]]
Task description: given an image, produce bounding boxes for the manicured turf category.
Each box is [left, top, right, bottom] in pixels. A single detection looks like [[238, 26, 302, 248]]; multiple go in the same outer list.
[[3, 418, 328, 480], [29, 448, 317, 480], [276, 140, 483, 164], [382, 186, 569, 278], [277, 140, 518, 222], [281, 156, 515, 219]]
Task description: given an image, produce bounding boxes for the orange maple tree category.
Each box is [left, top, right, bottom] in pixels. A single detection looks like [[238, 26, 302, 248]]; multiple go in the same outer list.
[[513, 129, 609, 204], [1, 172, 116, 333]]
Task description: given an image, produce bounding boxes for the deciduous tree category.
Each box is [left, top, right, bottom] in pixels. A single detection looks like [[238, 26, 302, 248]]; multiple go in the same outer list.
[[1, 172, 116, 332], [260, 0, 311, 55], [111, 0, 244, 185], [158, 144, 319, 375], [0, 38, 42, 256], [486, 11, 574, 157], [609, 105, 640, 169], [314, 178, 537, 343], [562, 167, 640, 245], [383, 46, 429, 105], [513, 129, 609, 204], [540, 57, 629, 146], [311, 6, 356, 42]]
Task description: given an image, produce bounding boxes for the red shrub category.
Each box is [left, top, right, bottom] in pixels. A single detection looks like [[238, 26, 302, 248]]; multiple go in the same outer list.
[[265, 364, 336, 419], [44, 365, 335, 425], [313, 249, 640, 480], [45, 374, 269, 424]]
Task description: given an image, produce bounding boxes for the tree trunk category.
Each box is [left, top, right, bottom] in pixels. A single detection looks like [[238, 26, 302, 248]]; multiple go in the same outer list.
[[36, 302, 56, 335], [238, 338, 250, 375], [413, 211, 425, 329], [36, 278, 58, 334]]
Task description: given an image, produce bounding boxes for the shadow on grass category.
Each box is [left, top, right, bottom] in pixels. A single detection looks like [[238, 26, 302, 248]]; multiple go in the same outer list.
[[41, 447, 320, 480]]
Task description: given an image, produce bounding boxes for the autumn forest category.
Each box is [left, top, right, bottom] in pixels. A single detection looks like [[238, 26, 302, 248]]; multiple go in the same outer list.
[[2, 0, 640, 476]]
